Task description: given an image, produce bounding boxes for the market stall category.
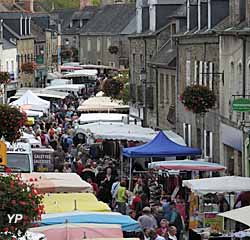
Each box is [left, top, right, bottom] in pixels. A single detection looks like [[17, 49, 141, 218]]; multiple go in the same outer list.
[[30, 223, 123, 240], [40, 211, 141, 232], [43, 192, 110, 213], [21, 173, 93, 193], [10, 90, 50, 112], [183, 176, 250, 240], [123, 131, 202, 189], [149, 159, 226, 171]]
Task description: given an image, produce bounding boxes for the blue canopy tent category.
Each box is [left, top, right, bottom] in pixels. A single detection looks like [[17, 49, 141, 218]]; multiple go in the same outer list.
[[40, 212, 141, 232], [123, 131, 202, 189]]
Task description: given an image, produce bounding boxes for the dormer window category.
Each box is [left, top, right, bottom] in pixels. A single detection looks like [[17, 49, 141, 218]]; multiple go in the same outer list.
[[70, 21, 73, 28]]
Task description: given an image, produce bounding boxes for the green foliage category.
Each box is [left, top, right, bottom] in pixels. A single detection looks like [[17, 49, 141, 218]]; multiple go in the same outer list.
[[102, 70, 130, 105], [0, 72, 10, 85], [0, 105, 27, 143], [91, 0, 101, 6], [0, 173, 44, 240], [180, 85, 216, 114], [39, 0, 79, 10]]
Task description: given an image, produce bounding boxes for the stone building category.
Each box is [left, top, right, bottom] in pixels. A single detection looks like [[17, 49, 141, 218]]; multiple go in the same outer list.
[[79, 4, 136, 68], [129, 0, 185, 128], [218, 0, 250, 176], [0, 12, 35, 87], [176, 0, 229, 163]]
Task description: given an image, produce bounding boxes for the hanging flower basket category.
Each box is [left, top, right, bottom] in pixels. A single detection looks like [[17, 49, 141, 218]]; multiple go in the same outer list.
[[21, 62, 36, 74], [180, 85, 216, 114], [102, 78, 124, 99], [0, 171, 44, 240], [108, 45, 119, 54], [0, 72, 10, 85], [0, 104, 27, 143]]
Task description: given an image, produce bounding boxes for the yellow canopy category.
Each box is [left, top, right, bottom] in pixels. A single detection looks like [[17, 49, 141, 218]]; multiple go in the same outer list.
[[43, 193, 111, 213]]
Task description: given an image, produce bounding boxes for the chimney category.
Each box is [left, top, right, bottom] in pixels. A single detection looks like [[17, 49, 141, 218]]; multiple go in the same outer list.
[[28, 16, 31, 35], [197, 0, 201, 31], [24, 16, 27, 35], [149, 2, 156, 32], [20, 15, 23, 36], [187, 0, 190, 31], [229, 0, 240, 25], [80, 0, 91, 9], [0, 19, 3, 42], [136, 0, 143, 33], [246, 0, 250, 26], [24, 0, 34, 12], [207, 0, 211, 29]]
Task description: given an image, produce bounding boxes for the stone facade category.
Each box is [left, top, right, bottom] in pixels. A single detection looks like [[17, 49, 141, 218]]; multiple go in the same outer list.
[[80, 35, 130, 68], [176, 34, 221, 162]]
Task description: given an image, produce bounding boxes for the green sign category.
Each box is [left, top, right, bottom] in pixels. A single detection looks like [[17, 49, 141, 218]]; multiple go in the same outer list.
[[36, 55, 44, 65], [232, 98, 250, 112]]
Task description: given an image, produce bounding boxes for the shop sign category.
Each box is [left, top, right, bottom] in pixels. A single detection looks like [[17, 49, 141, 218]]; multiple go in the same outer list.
[[32, 150, 54, 172], [232, 98, 250, 112], [204, 212, 224, 232], [36, 55, 44, 65]]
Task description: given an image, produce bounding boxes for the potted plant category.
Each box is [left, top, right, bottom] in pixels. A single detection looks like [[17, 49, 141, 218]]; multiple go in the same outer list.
[[0, 171, 44, 240], [0, 72, 10, 85], [180, 85, 216, 114], [108, 45, 119, 54], [0, 105, 27, 143]]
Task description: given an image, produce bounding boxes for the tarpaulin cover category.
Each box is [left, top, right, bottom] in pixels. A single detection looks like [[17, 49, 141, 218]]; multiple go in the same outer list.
[[149, 159, 226, 171], [219, 206, 250, 227], [21, 173, 93, 193], [43, 193, 111, 213], [183, 176, 250, 195], [123, 131, 201, 157], [41, 212, 141, 232], [30, 223, 123, 240]]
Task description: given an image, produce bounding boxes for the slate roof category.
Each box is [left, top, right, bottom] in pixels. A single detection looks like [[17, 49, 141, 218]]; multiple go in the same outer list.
[[2, 38, 15, 49], [149, 41, 176, 69], [31, 20, 45, 42], [81, 4, 136, 35], [63, 6, 99, 35]]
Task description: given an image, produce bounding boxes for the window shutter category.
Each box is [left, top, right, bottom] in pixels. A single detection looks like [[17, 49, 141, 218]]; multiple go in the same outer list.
[[199, 61, 203, 85], [209, 62, 213, 90], [204, 130, 207, 157], [194, 60, 197, 84], [186, 60, 191, 86], [209, 131, 213, 158], [203, 62, 207, 86], [188, 124, 191, 146]]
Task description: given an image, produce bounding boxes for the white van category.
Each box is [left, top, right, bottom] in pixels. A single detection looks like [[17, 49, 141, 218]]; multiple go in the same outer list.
[[4, 142, 33, 173]]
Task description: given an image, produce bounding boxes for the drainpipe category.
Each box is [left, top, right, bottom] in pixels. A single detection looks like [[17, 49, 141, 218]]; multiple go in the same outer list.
[[155, 67, 159, 127], [175, 38, 179, 132]]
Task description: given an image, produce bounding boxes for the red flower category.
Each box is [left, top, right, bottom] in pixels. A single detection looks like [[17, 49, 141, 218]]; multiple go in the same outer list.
[[3, 227, 8, 232], [11, 199, 16, 205], [29, 178, 33, 182], [19, 201, 27, 206], [4, 166, 12, 174]]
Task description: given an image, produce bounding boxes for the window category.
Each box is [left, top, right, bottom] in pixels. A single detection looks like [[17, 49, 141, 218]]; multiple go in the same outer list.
[[140, 54, 144, 68], [97, 38, 101, 52], [183, 123, 191, 146], [171, 75, 175, 104], [107, 37, 111, 49], [159, 73, 164, 104], [6, 61, 8, 72], [11, 60, 14, 73], [166, 74, 169, 103], [186, 60, 191, 86], [109, 62, 115, 67], [204, 130, 213, 158], [87, 38, 91, 52]]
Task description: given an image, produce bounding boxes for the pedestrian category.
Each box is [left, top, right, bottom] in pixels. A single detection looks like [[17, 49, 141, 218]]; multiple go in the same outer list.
[[116, 180, 129, 214], [167, 226, 178, 240], [169, 202, 183, 240], [157, 219, 169, 239], [138, 207, 158, 230], [148, 229, 165, 240], [131, 191, 143, 218]]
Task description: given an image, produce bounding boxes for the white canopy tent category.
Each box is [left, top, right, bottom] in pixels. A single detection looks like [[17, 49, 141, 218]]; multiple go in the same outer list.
[[24, 109, 44, 117], [182, 176, 250, 195], [76, 122, 186, 144], [64, 69, 98, 78], [79, 113, 135, 124], [219, 206, 250, 227], [77, 96, 129, 113], [10, 90, 50, 112]]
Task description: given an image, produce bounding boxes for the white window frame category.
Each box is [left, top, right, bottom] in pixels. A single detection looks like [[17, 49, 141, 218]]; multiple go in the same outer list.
[[87, 38, 91, 52], [199, 61, 203, 85], [204, 130, 213, 158], [183, 123, 192, 147], [194, 60, 197, 84], [97, 38, 101, 52], [107, 37, 111, 49], [209, 62, 213, 90], [186, 60, 191, 86]]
